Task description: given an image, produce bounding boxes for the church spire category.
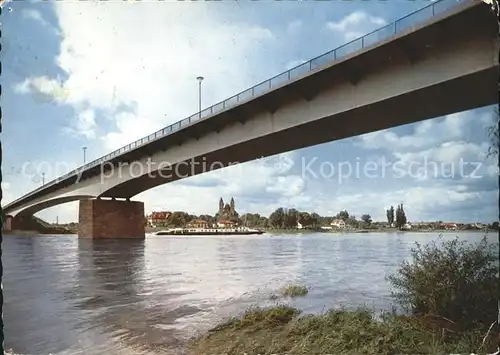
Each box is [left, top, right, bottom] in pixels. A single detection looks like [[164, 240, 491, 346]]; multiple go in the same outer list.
[[219, 198, 224, 214]]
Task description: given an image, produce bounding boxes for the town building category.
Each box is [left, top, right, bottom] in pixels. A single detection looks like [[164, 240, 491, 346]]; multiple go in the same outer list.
[[147, 211, 172, 226], [186, 219, 211, 229], [216, 197, 239, 227], [217, 219, 237, 228], [330, 219, 346, 229]]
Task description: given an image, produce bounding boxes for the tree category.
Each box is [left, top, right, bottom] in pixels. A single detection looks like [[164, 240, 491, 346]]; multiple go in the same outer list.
[[298, 212, 312, 227], [486, 108, 499, 160], [268, 208, 285, 229], [310, 213, 320, 228], [240, 213, 268, 228], [395, 204, 407, 230], [284, 208, 299, 229], [345, 215, 359, 228], [337, 210, 349, 221], [361, 214, 372, 225], [386, 206, 394, 226], [167, 211, 191, 227]]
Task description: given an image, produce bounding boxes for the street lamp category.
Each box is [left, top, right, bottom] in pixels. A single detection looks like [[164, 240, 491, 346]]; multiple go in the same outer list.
[[42, 172, 45, 186], [82, 146, 87, 165], [196, 76, 204, 119]]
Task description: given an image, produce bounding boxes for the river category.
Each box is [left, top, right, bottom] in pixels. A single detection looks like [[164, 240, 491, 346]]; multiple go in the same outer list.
[[3, 231, 496, 355]]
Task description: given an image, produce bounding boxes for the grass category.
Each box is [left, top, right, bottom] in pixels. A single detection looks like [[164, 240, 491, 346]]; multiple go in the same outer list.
[[280, 284, 309, 298], [190, 305, 495, 355]]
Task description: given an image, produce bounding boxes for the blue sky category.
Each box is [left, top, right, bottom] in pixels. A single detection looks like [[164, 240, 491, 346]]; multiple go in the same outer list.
[[1, 0, 498, 224]]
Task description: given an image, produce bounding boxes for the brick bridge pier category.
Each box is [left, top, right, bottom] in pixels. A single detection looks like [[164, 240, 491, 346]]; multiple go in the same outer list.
[[78, 198, 145, 239]]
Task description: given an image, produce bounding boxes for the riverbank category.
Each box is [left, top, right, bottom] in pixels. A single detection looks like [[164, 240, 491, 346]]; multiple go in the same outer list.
[[4, 230, 76, 236], [262, 228, 495, 234], [189, 305, 495, 355], [146, 226, 494, 235]]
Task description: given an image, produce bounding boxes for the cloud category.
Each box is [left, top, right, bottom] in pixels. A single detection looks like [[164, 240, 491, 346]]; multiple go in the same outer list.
[[21, 8, 60, 36], [287, 184, 496, 223], [49, 2, 275, 153], [356, 112, 474, 151], [61, 109, 97, 139], [326, 11, 386, 42], [22, 9, 50, 27], [13, 75, 69, 103], [286, 20, 302, 34]]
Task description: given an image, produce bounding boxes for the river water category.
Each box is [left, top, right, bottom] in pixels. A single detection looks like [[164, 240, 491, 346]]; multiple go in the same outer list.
[[3, 231, 496, 355]]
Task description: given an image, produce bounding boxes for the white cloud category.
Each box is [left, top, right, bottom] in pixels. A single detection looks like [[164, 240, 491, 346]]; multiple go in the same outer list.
[[326, 11, 386, 42], [16, 2, 276, 153], [284, 185, 494, 223], [22, 9, 49, 27], [286, 20, 302, 34], [13, 75, 69, 103], [394, 141, 489, 165], [356, 112, 472, 151], [61, 109, 97, 139]]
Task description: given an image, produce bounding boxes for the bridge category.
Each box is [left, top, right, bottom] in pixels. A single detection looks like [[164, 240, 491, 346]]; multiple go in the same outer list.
[[3, 0, 498, 238]]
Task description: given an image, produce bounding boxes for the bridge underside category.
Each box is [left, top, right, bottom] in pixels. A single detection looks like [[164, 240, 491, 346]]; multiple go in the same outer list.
[[103, 66, 497, 198]]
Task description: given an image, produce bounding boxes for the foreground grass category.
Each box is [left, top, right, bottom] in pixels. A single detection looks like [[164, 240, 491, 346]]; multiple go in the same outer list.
[[190, 305, 495, 355], [280, 284, 309, 298]]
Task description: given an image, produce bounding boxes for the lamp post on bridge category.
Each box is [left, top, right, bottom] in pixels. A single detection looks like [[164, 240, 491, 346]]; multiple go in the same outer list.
[[42, 172, 45, 186], [82, 146, 87, 165], [196, 76, 204, 119]]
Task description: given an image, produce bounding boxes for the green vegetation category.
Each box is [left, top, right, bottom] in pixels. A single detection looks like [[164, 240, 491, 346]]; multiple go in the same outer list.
[[191, 306, 493, 355], [280, 284, 309, 298], [386, 205, 395, 226], [395, 204, 408, 230], [486, 108, 499, 159], [190, 236, 499, 354], [387, 236, 497, 332], [3, 215, 75, 235]]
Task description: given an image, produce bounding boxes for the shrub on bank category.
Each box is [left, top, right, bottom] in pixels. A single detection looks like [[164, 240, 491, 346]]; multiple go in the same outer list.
[[387, 236, 497, 332], [280, 284, 309, 298]]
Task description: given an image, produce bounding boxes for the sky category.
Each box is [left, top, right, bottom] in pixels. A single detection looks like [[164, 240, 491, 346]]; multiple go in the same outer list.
[[1, 0, 498, 224]]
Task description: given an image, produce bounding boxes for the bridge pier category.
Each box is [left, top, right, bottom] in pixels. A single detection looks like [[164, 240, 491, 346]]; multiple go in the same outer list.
[[78, 199, 145, 239], [3, 215, 13, 231], [2, 215, 28, 231]]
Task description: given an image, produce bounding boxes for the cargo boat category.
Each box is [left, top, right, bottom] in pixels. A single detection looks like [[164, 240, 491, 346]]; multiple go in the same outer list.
[[155, 227, 264, 236]]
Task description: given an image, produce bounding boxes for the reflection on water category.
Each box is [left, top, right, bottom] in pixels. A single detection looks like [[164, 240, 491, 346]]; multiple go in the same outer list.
[[3, 232, 496, 355]]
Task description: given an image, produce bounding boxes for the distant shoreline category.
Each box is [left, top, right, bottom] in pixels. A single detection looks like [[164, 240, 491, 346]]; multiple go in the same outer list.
[[145, 226, 494, 234], [3, 228, 494, 237], [263, 228, 494, 234]]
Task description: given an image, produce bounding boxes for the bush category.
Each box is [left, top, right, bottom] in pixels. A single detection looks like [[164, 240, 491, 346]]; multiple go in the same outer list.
[[387, 236, 498, 332], [280, 284, 309, 298]]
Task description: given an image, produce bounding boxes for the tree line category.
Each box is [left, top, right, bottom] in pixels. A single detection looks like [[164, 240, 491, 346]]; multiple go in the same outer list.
[[386, 204, 408, 230], [154, 208, 379, 229]]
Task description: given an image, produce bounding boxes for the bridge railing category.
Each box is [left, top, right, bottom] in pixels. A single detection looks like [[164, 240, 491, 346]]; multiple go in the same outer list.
[[8, 0, 465, 207]]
